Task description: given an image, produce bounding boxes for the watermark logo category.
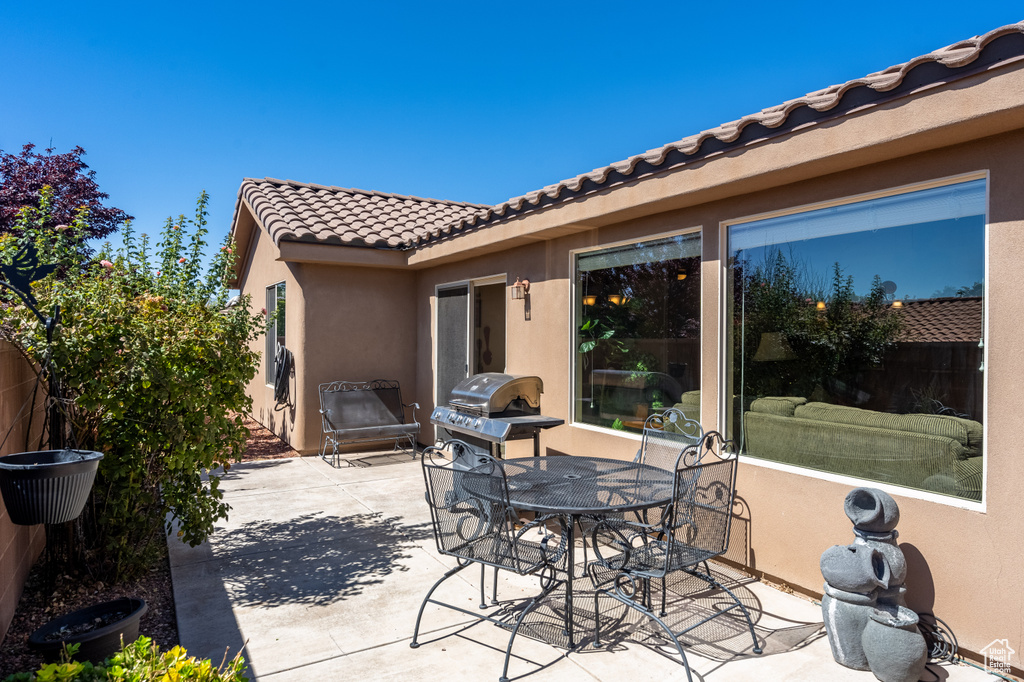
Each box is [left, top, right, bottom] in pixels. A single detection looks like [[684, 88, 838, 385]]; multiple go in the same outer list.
[[981, 639, 1015, 675]]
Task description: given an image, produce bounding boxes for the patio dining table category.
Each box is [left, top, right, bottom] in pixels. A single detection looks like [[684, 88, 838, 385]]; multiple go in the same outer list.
[[465, 454, 675, 648]]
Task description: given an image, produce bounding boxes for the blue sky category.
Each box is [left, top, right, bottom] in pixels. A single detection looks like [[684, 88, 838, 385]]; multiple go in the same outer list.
[[2, 3, 1021, 266]]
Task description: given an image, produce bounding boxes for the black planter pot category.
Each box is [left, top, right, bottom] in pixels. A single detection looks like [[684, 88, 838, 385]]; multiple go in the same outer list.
[[28, 597, 148, 663], [0, 450, 103, 525]]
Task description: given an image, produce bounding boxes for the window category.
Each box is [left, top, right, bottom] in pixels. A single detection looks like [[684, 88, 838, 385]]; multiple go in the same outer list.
[[727, 178, 985, 501], [574, 232, 701, 433], [265, 282, 286, 385]]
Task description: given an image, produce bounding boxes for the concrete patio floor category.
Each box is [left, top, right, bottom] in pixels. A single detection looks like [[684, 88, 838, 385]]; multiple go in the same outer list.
[[167, 452, 995, 682]]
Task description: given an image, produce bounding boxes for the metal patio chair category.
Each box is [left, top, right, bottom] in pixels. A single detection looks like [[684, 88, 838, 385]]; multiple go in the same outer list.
[[586, 432, 762, 681], [578, 408, 704, 563], [625, 408, 704, 511], [633, 407, 704, 471], [411, 440, 568, 682]]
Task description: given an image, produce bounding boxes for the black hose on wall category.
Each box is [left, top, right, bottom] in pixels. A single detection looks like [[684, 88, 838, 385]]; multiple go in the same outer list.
[[273, 346, 294, 410]]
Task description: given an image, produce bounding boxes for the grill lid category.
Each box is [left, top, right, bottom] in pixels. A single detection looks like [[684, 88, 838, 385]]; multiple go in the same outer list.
[[448, 373, 542, 412]]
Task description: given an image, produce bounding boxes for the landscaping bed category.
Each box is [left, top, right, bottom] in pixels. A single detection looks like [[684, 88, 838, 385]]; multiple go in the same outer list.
[[0, 418, 298, 677]]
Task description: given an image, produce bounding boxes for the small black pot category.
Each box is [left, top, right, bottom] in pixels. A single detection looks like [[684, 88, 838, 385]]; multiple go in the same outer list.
[[28, 597, 148, 663], [0, 450, 103, 525]]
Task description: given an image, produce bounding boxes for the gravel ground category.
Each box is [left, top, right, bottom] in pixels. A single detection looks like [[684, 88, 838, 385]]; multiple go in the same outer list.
[[0, 418, 299, 677]]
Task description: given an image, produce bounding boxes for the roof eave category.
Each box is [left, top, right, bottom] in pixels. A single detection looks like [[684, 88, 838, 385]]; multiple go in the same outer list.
[[277, 239, 410, 268], [408, 24, 1024, 253], [227, 181, 260, 287], [408, 52, 1024, 266]]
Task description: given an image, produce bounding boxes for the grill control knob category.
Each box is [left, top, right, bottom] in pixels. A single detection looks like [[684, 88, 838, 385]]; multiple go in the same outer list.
[[474, 419, 481, 427]]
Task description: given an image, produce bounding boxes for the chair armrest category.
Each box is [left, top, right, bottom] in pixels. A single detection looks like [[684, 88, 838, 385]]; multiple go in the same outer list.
[[586, 512, 668, 572], [513, 513, 568, 567], [404, 402, 420, 424]]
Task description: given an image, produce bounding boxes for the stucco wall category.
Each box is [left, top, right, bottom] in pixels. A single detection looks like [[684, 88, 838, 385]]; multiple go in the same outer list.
[[295, 264, 418, 453], [0, 341, 46, 644], [698, 131, 1024, 670], [239, 214, 422, 453], [410, 130, 1024, 667]]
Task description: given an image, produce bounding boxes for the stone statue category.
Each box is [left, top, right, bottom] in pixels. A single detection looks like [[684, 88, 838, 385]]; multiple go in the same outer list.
[[820, 488, 927, 682]]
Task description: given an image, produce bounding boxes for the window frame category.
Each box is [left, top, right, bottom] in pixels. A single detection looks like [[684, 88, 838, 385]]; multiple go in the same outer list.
[[568, 226, 703, 438], [265, 281, 286, 387], [718, 171, 989, 510]]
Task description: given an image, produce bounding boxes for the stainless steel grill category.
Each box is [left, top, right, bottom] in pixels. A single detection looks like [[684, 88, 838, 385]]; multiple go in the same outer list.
[[431, 373, 563, 458]]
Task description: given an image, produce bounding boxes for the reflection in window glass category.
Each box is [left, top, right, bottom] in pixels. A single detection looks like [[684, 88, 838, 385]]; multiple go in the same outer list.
[[727, 179, 985, 501], [575, 233, 701, 433], [265, 282, 286, 385]]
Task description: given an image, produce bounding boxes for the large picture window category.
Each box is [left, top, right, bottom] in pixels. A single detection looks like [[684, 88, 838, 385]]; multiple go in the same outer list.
[[575, 232, 701, 433], [727, 178, 985, 501]]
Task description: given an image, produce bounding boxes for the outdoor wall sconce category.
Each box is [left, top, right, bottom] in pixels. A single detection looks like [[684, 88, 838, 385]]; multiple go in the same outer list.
[[582, 295, 597, 306], [511, 277, 530, 300]]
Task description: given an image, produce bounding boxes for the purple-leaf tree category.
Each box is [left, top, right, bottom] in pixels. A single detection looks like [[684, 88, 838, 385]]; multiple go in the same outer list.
[[0, 143, 132, 240]]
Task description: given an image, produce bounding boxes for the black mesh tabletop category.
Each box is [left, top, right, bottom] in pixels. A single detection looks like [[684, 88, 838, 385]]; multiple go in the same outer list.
[[469, 455, 673, 515]]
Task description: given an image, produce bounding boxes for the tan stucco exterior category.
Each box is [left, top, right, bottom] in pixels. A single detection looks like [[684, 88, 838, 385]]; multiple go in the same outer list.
[[233, 59, 1024, 670], [238, 197, 420, 452]]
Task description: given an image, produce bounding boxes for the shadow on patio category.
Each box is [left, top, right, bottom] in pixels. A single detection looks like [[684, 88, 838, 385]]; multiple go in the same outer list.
[[575, 565, 824, 665], [214, 511, 433, 608]]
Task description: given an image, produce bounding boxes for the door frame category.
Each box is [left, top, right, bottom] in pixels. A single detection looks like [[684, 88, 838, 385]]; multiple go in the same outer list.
[[433, 274, 508, 408]]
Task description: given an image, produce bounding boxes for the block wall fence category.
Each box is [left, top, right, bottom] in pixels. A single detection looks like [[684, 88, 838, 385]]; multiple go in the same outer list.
[[0, 340, 45, 644]]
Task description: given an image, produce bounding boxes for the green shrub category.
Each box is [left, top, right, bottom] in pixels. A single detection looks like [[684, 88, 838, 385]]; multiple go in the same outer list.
[[0, 188, 264, 580], [1, 638, 248, 682]]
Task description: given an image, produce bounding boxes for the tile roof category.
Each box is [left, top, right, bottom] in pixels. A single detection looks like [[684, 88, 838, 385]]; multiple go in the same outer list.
[[897, 297, 983, 343], [239, 177, 489, 249], [407, 21, 1024, 248]]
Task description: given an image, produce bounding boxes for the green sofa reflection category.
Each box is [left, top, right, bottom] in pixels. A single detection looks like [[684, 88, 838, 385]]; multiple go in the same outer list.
[[743, 397, 982, 501], [671, 392, 982, 501]]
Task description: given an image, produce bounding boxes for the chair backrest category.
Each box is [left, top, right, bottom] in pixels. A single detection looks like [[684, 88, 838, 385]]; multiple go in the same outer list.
[[638, 407, 704, 473], [367, 379, 405, 422], [663, 432, 739, 561], [319, 380, 404, 429], [420, 440, 515, 563]]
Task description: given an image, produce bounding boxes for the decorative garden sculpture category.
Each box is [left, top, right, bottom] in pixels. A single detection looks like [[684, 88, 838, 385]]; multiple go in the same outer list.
[[820, 487, 928, 682]]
